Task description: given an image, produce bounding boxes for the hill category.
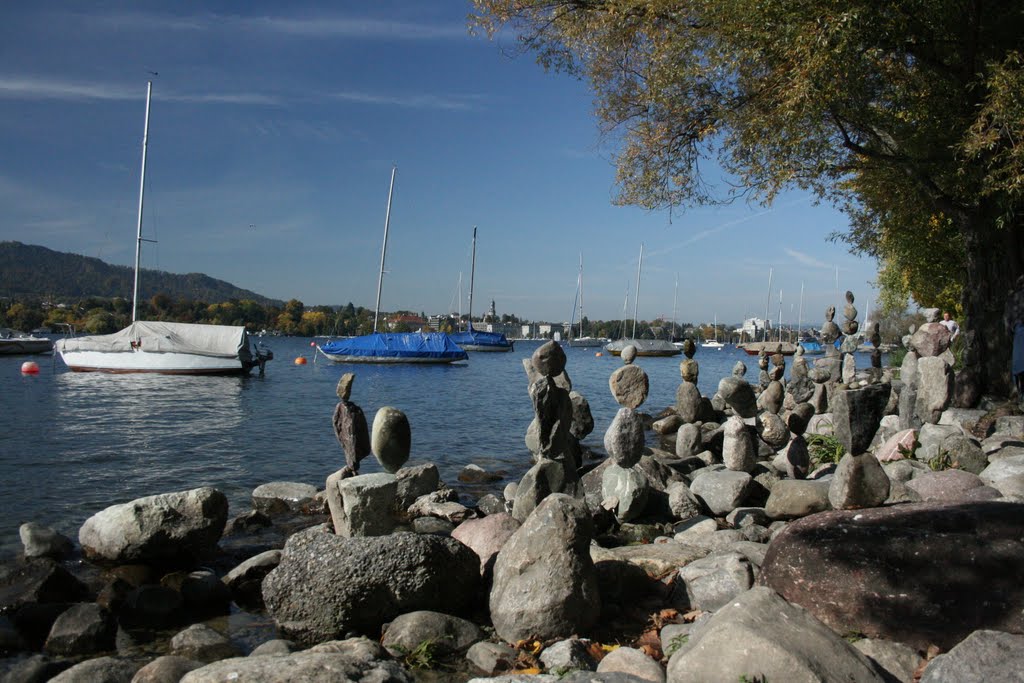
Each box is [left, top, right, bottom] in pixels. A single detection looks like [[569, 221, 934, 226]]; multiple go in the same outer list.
[[0, 241, 282, 306]]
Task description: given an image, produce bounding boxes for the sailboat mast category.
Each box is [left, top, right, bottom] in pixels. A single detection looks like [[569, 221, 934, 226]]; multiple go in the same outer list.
[[763, 267, 774, 342], [797, 281, 804, 339], [778, 289, 784, 342], [632, 243, 643, 339], [467, 226, 477, 331], [672, 272, 679, 339], [373, 166, 397, 333], [131, 81, 153, 323], [578, 253, 584, 340]]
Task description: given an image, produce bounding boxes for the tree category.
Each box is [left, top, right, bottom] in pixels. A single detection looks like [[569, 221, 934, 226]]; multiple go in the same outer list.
[[472, 0, 1024, 399]]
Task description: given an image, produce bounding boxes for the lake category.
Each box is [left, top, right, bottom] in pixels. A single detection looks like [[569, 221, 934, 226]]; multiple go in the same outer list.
[[0, 336, 878, 559]]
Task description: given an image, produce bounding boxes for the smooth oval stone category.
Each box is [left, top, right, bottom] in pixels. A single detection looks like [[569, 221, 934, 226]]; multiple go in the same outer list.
[[621, 345, 638, 364], [336, 373, 355, 401], [609, 364, 649, 409], [532, 341, 567, 377], [680, 359, 699, 383], [371, 407, 411, 473]]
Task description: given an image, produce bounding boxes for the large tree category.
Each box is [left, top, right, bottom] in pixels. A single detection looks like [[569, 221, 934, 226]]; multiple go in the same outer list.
[[472, 0, 1024, 398]]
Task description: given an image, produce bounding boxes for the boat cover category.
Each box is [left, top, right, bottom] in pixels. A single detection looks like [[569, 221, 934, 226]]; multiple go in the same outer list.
[[319, 332, 468, 360], [58, 321, 251, 360], [449, 328, 512, 349], [605, 339, 681, 355]]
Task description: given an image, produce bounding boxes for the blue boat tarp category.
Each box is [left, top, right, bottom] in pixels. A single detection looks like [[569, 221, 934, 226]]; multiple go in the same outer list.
[[319, 332, 468, 361], [449, 329, 513, 350]]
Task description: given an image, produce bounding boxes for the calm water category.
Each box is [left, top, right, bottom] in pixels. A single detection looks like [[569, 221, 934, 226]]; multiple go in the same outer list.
[[0, 336, 874, 559]]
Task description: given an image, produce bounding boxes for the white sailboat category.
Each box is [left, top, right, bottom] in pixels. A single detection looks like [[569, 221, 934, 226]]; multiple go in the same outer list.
[[568, 254, 608, 348], [56, 82, 273, 375], [605, 244, 681, 357], [449, 227, 513, 352], [701, 314, 725, 349]]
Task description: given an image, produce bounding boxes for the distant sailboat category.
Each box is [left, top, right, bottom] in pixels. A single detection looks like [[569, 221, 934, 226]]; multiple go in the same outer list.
[[449, 227, 513, 352], [701, 314, 725, 349], [317, 168, 468, 364], [568, 253, 608, 348], [605, 244, 681, 357]]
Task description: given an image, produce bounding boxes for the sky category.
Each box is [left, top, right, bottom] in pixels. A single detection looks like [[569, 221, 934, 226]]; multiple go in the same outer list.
[[0, 1, 882, 328]]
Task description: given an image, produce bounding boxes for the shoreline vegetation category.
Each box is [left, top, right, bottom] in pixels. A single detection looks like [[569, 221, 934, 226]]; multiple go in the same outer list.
[[3, 320, 1023, 681]]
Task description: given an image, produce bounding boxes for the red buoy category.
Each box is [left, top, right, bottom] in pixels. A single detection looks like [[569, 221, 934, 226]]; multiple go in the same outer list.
[[21, 361, 40, 374], [294, 357, 308, 365]]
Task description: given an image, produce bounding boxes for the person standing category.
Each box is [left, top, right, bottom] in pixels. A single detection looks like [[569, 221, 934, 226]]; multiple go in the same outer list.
[[941, 311, 960, 341]]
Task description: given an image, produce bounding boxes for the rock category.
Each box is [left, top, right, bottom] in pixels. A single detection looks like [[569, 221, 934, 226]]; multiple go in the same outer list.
[[674, 422, 703, 458], [875, 428, 917, 462], [832, 383, 891, 455], [725, 507, 770, 528], [0, 654, 70, 682], [19, 523, 74, 559], [828, 452, 891, 509], [721, 416, 756, 473], [980, 455, 1024, 498], [675, 382, 702, 423], [764, 480, 831, 520], [905, 470, 1001, 502], [170, 624, 239, 662], [119, 584, 183, 630], [222, 549, 281, 608], [603, 407, 646, 468], [511, 458, 578, 523], [333, 400, 370, 472], [130, 655, 203, 683], [248, 639, 296, 656], [666, 482, 702, 521], [673, 551, 754, 612], [915, 356, 954, 424], [381, 610, 483, 657], [371, 407, 412, 472], [532, 340, 567, 377], [43, 603, 116, 656], [180, 646, 411, 683], [939, 434, 988, 474], [395, 462, 441, 509], [569, 391, 596, 439], [665, 587, 884, 682], [652, 413, 682, 435], [689, 470, 752, 516], [919, 629, 1024, 683], [717, 376, 758, 419], [853, 638, 923, 683], [621, 345, 638, 364], [532, 377, 575, 458], [538, 638, 597, 672], [609, 364, 650, 409], [251, 481, 317, 515], [48, 657, 140, 683], [451, 513, 520, 575], [760, 501, 1024, 650], [262, 525, 480, 644], [756, 381, 784, 414], [78, 487, 228, 564], [596, 646, 665, 682], [910, 322, 952, 357], [407, 493, 474, 524], [490, 494, 599, 643], [756, 411, 790, 451], [467, 641, 517, 675], [601, 465, 650, 521], [325, 471, 398, 537], [592, 539, 710, 578], [782, 436, 810, 479], [671, 516, 718, 543]]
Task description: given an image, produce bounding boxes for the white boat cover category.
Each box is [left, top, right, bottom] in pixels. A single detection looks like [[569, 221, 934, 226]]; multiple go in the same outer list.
[[58, 321, 250, 360]]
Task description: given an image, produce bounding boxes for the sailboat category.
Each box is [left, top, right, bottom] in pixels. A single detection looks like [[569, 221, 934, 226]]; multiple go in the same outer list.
[[604, 244, 681, 357], [317, 168, 467, 364], [568, 254, 608, 348], [701, 314, 726, 349], [55, 81, 273, 375], [449, 227, 513, 352], [737, 268, 796, 356]]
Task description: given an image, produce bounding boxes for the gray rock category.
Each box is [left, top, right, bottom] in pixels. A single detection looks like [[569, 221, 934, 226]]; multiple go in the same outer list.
[[764, 479, 832, 520], [717, 376, 758, 419], [939, 434, 988, 474], [721, 416, 756, 473], [532, 340, 567, 377], [222, 549, 281, 606], [832, 383, 891, 455], [592, 541, 710, 578], [262, 526, 480, 645], [604, 407, 646, 468], [757, 411, 790, 451], [995, 416, 1024, 438], [666, 482, 702, 521], [490, 494, 600, 643], [665, 587, 884, 682], [920, 629, 1024, 683], [511, 457, 578, 523], [248, 639, 295, 656], [652, 413, 682, 435], [407, 494, 474, 524], [570, 391, 595, 439], [671, 516, 718, 544], [381, 610, 483, 657], [596, 646, 665, 683], [0, 654, 70, 682], [371, 406, 412, 473], [43, 603, 116, 656], [853, 638, 923, 683], [180, 648, 411, 683], [828, 452, 891, 509], [467, 641, 517, 675], [674, 422, 703, 458], [725, 507, 769, 528], [915, 356, 954, 424], [78, 487, 227, 564], [395, 462, 441, 509], [601, 464, 650, 522], [674, 551, 754, 612], [252, 481, 317, 515], [905, 470, 1001, 502], [609, 364, 649, 409], [451, 513, 520, 576], [325, 471, 398, 537], [689, 470, 752, 516], [539, 638, 597, 672], [169, 624, 239, 663], [333, 400, 370, 472], [675, 382, 702, 423], [19, 523, 74, 559], [980, 455, 1024, 498], [130, 655, 203, 683], [47, 657, 138, 682], [621, 345, 638, 364], [757, 381, 784, 415], [909, 322, 951, 357], [783, 435, 810, 479]]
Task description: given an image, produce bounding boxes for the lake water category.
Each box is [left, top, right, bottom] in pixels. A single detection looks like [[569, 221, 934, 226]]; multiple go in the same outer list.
[[0, 336, 879, 559]]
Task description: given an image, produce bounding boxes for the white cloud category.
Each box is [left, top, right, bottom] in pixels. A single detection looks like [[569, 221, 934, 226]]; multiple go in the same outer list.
[[0, 76, 278, 106], [328, 90, 483, 111], [784, 248, 833, 269]]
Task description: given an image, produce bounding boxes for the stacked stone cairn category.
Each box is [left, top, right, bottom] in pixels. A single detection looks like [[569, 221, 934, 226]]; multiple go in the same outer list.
[[7, 335, 1024, 683], [839, 290, 860, 385]]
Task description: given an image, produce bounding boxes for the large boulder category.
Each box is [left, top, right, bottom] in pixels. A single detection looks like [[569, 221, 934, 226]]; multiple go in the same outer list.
[[78, 487, 227, 564], [451, 513, 520, 576], [665, 587, 885, 682], [490, 494, 600, 643], [760, 502, 1024, 650], [831, 384, 891, 455], [920, 629, 1024, 683], [262, 525, 480, 645]]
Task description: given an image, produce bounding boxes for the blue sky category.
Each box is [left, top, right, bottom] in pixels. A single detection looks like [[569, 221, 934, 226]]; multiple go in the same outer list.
[[0, 2, 880, 328]]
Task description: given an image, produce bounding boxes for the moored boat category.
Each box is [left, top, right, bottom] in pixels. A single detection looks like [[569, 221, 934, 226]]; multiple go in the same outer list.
[[449, 227, 513, 353], [0, 329, 52, 355], [737, 341, 798, 356], [605, 338, 682, 357]]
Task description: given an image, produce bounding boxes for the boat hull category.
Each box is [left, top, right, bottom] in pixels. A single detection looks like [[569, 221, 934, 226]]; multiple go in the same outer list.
[[318, 352, 464, 364], [737, 341, 798, 356], [700, 341, 726, 350], [457, 344, 513, 352], [0, 339, 53, 355], [605, 339, 682, 357], [568, 337, 609, 348], [57, 349, 257, 375]]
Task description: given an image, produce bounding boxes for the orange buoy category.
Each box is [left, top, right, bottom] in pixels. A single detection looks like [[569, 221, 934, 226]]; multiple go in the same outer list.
[[595, 352, 603, 357], [21, 361, 40, 374], [294, 356, 308, 365]]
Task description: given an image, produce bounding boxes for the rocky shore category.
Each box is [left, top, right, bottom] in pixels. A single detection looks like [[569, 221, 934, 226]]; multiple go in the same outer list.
[[2, 305, 1024, 682]]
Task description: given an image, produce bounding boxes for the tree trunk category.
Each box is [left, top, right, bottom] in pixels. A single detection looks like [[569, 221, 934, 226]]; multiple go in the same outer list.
[[959, 207, 1024, 402]]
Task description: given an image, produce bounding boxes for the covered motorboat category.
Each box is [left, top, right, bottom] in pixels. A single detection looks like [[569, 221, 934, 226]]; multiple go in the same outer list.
[[56, 321, 272, 375], [449, 325, 513, 352], [604, 338, 682, 357], [317, 332, 468, 364], [0, 328, 52, 355]]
